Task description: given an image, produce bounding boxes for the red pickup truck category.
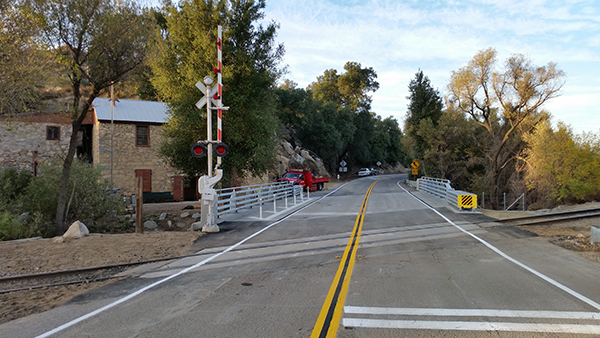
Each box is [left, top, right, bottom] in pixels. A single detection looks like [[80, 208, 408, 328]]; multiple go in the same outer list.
[[279, 168, 329, 191]]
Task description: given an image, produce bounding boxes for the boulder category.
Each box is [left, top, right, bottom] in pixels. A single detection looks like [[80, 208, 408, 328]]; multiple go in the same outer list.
[[192, 212, 201, 219], [63, 221, 89, 239], [180, 212, 190, 218], [190, 221, 203, 231], [159, 212, 167, 220], [144, 220, 158, 229]]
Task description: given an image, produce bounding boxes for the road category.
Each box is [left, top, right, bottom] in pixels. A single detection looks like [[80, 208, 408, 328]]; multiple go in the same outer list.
[[3, 174, 600, 337]]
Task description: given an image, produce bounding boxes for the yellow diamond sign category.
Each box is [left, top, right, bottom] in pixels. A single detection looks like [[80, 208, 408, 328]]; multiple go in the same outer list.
[[411, 161, 420, 169]]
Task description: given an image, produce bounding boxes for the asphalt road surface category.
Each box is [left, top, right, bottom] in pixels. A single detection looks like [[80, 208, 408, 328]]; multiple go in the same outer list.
[[3, 174, 600, 338]]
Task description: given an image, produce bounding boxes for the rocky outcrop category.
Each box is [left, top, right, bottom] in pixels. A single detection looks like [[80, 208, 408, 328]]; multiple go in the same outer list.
[[276, 140, 330, 178]]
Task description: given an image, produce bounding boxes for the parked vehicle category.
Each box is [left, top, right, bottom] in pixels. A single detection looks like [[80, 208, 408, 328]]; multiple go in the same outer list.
[[279, 168, 329, 191], [358, 168, 371, 177]]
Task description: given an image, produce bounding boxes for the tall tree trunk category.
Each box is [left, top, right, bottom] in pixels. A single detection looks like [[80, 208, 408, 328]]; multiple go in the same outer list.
[[54, 90, 98, 235], [54, 120, 82, 235]]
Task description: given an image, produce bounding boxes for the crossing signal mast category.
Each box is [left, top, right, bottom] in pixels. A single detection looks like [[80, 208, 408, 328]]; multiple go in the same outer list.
[[193, 25, 229, 232]]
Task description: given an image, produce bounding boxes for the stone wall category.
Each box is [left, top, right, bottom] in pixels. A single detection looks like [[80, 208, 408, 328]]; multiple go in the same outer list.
[[0, 121, 71, 171], [94, 122, 175, 196]]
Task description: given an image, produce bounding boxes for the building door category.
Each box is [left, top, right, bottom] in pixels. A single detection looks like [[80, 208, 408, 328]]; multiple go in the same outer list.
[[135, 169, 152, 192]]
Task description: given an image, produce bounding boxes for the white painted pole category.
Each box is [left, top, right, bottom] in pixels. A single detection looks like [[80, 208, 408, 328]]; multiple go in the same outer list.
[[217, 25, 223, 166], [205, 77, 213, 177], [110, 84, 114, 189]]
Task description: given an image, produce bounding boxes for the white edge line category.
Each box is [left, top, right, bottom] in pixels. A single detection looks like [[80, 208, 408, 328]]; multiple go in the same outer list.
[[36, 182, 351, 338], [397, 181, 600, 311], [342, 318, 600, 334], [344, 306, 600, 319]]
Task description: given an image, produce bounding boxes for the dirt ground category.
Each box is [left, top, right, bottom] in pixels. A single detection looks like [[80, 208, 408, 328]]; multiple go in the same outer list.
[[2, 191, 600, 326]]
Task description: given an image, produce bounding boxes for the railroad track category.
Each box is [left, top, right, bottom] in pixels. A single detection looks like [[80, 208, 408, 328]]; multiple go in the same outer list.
[[0, 253, 200, 294], [491, 208, 600, 226]]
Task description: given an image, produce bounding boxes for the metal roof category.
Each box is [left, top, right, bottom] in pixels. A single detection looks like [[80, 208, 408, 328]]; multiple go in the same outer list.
[[93, 97, 169, 123]]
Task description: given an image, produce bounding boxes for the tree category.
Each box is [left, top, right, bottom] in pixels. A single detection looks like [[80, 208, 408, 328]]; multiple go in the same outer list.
[[309, 61, 379, 112], [523, 121, 600, 207], [307, 62, 380, 167], [0, 1, 53, 115], [404, 70, 443, 163], [448, 48, 565, 208], [372, 116, 405, 166], [31, 0, 152, 233], [149, 0, 284, 182]]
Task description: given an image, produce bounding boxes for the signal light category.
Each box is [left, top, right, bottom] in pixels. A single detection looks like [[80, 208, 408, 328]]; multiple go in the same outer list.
[[213, 68, 220, 74], [191, 143, 207, 158], [214, 142, 229, 157], [213, 94, 220, 100]]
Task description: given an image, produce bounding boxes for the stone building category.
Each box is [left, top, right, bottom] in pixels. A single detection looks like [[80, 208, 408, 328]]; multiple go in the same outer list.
[[0, 98, 188, 200], [0, 112, 82, 175]]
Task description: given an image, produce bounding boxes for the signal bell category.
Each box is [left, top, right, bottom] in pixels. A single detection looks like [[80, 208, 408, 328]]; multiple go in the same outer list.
[[191, 143, 207, 158]]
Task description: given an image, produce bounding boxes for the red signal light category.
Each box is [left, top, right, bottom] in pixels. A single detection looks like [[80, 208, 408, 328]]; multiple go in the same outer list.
[[214, 142, 229, 157], [213, 94, 220, 100], [191, 143, 207, 158]]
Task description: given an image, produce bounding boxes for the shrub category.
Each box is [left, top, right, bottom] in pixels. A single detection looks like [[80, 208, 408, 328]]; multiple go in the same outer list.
[[0, 211, 44, 241], [0, 167, 32, 212], [20, 160, 125, 235]]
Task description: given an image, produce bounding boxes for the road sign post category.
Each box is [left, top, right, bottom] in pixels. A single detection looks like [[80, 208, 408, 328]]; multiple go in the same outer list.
[[411, 160, 420, 176]]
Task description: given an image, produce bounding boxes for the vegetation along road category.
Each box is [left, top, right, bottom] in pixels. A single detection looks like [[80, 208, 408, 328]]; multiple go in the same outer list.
[[2, 175, 600, 337]]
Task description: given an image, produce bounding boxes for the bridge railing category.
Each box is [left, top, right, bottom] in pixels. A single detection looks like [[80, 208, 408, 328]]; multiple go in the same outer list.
[[215, 181, 303, 217], [410, 176, 478, 210]]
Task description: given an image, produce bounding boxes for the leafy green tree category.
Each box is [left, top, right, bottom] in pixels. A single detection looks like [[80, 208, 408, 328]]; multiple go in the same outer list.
[[0, 1, 53, 115], [372, 116, 405, 166], [309, 61, 379, 112], [404, 70, 443, 163], [448, 48, 564, 208], [416, 106, 485, 188], [29, 0, 152, 233], [307, 62, 380, 167], [150, 0, 284, 181]]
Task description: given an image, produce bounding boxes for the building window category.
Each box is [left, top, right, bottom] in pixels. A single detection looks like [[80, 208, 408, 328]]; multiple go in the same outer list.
[[47, 126, 60, 140], [136, 126, 149, 146]]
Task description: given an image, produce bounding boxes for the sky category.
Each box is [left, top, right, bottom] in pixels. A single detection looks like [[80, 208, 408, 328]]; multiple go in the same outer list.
[[147, 0, 600, 134], [260, 0, 600, 134]]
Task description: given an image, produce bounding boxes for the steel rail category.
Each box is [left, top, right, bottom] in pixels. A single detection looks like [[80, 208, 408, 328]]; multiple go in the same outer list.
[[491, 208, 600, 226]]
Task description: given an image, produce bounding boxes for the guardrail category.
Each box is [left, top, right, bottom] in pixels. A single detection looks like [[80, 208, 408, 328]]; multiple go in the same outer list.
[[215, 181, 304, 217], [408, 177, 477, 211]]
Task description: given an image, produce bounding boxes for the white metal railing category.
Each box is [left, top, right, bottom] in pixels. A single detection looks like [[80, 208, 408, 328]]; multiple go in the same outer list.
[[408, 176, 477, 210], [215, 181, 303, 217], [418, 177, 452, 200]]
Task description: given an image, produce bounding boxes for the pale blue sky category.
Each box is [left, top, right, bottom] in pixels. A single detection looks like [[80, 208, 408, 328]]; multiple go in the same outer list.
[[147, 0, 600, 134]]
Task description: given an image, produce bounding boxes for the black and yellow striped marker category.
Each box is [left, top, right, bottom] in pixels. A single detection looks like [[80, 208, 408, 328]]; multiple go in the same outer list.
[[311, 179, 382, 338]]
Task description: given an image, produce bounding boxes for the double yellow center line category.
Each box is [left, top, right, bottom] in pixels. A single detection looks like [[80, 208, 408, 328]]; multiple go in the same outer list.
[[311, 179, 382, 338]]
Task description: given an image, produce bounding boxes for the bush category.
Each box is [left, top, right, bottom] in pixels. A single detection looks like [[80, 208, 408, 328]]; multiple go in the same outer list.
[[0, 211, 44, 241], [20, 160, 125, 235], [0, 167, 32, 212], [0, 160, 126, 239]]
